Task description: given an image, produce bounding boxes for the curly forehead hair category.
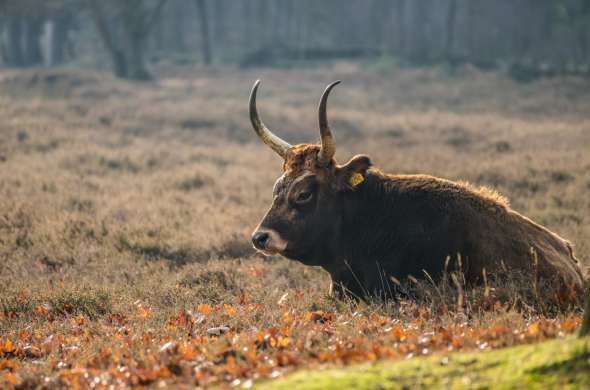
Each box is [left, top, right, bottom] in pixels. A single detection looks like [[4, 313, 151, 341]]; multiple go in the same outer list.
[[283, 145, 326, 173]]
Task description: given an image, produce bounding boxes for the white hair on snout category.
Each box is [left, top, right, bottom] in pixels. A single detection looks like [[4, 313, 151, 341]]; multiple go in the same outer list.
[[252, 228, 288, 256]]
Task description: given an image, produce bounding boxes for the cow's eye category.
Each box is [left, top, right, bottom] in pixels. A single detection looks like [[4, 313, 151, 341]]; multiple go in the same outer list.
[[295, 191, 313, 204]]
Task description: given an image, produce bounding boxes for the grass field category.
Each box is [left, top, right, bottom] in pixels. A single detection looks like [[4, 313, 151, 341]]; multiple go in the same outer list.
[[1, 63, 589, 388], [259, 336, 590, 389]]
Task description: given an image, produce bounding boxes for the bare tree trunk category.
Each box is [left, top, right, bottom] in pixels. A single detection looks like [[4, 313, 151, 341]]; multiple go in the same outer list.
[[244, 1, 254, 49], [126, 31, 150, 80], [88, 0, 167, 80], [394, 0, 406, 58], [151, 8, 165, 53], [47, 15, 70, 66], [127, 0, 168, 79], [443, 0, 457, 62], [0, 19, 5, 64], [6, 17, 23, 66], [171, 1, 186, 52], [381, 1, 396, 55], [407, 0, 429, 64], [2, 16, 43, 68], [270, 0, 281, 46], [88, 0, 127, 77], [22, 18, 42, 66], [466, 0, 477, 63], [577, 0, 590, 66], [370, 0, 386, 53], [194, 0, 212, 65], [212, 0, 226, 45], [294, 0, 307, 60]]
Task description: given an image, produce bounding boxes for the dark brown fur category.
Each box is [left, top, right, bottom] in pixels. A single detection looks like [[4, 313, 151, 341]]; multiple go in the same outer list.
[[254, 144, 586, 299]]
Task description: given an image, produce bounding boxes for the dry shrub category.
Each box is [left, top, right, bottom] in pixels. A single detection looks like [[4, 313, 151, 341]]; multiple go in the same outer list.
[[1, 288, 111, 320]]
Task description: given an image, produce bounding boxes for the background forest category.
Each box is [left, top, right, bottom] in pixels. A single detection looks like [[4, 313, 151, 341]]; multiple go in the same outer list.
[[1, 0, 590, 80]]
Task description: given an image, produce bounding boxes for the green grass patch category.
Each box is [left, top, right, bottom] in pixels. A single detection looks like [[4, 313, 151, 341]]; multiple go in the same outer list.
[[257, 337, 590, 389]]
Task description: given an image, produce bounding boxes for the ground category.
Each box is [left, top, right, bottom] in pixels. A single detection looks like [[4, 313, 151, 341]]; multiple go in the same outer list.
[[259, 336, 590, 389], [0, 63, 589, 388]]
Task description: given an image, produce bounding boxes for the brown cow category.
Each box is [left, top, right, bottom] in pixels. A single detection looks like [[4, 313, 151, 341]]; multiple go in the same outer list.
[[249, 80, 586, 299]]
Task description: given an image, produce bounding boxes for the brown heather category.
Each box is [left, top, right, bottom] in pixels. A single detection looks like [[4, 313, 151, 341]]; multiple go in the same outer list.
[[0, 64, 589, 388]]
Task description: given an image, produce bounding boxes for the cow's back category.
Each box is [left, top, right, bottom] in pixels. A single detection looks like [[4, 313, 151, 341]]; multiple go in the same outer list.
[[379, 173, 585, 288]]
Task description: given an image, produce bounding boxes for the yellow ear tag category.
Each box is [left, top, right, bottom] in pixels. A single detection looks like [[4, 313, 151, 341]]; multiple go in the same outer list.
[[349, 173, 365, 187]]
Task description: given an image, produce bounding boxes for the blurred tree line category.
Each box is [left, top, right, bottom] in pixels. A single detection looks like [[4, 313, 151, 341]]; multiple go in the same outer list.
[[0, 0, 589, 81]]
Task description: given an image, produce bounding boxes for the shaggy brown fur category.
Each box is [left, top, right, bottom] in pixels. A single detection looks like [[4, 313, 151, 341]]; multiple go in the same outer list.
[[254, 144, 585, 299]]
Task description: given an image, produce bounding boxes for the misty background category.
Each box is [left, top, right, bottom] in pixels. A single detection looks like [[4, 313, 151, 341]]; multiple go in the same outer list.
[[1, 0, 589, 82], [1, 2, 590, 387]]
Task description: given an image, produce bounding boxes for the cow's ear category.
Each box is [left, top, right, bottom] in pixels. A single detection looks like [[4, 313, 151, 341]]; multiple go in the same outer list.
[[335, 154, 372, 191]]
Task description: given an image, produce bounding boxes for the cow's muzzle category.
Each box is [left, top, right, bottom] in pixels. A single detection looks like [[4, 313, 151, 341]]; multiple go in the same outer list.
[[251, 229, 287, 255]]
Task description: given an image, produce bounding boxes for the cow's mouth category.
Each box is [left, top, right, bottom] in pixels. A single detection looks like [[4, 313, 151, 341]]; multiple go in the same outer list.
[[254, 247, 283, 257], [257, 245, 324, 267]]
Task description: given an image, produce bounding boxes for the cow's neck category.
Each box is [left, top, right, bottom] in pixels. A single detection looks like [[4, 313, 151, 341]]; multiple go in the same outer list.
[[326, 172, 399, 275]]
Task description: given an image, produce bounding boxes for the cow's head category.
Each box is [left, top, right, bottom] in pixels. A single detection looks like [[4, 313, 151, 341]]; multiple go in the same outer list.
[[249, 80, 371, 266]]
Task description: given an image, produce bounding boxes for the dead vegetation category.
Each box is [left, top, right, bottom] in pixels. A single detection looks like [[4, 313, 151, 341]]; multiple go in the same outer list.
[[1, 64, 589, 387]]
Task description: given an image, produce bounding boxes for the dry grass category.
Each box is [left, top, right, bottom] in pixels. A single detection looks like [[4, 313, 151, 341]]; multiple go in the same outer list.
[[0, 63, 589, 388]]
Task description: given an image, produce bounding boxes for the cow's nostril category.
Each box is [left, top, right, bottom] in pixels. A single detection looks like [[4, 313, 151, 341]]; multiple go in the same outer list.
[[252, 231, 270, 250]]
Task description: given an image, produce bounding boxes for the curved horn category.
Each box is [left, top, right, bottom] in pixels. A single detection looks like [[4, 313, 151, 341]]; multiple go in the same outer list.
[[317, 80, 340, 166], [249, 80, 291, 158]]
